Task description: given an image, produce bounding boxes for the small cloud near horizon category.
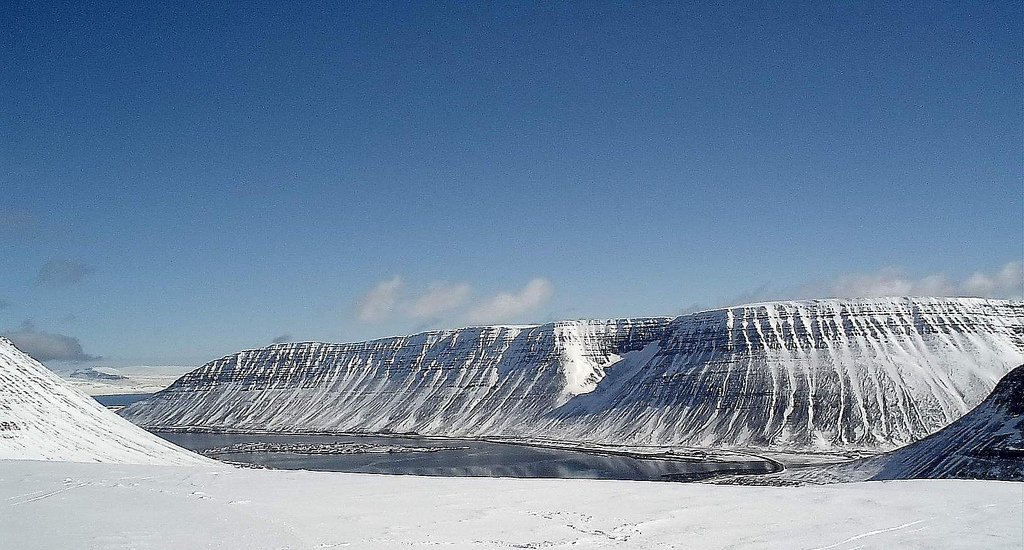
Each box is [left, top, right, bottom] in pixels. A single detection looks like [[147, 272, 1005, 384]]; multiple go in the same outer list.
[[355, 275, 403, 323], [405, 282, 471, 319], [807, 261, 1022, 301], [354, 276, 555, 325], [271, 333, 293, 344], [466, 278, 554, 324], [2, 321, 101, 362], [35, 260, 95, 287], [693, 261, 1023, 315]]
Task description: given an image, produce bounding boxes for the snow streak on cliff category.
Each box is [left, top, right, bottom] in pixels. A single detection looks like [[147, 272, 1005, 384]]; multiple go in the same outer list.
[[121, 298, 1024, 451], [0, 337, 208, 465], [789, 364, 1024, 482], [123, 319, 668, 434]]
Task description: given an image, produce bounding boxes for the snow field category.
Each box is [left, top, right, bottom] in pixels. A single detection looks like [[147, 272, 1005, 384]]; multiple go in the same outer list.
[[2, 460, 1020, 550]]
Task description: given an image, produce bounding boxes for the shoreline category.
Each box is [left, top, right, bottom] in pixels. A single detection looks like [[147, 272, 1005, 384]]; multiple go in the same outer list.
[[144, 426, 814, 479]]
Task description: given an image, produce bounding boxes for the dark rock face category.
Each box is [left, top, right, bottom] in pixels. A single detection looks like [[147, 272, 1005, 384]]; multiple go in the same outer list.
[[989, 365, 1024, 416], [121, 298, 1024, 451]]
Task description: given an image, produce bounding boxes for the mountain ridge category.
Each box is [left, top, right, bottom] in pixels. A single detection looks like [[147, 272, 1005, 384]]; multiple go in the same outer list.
[[121, 297, 1024, 451]]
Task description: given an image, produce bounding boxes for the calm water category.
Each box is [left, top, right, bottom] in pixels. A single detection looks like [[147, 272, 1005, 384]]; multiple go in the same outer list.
[[93, 393, 154, 407], [154, 432, 775, 481]]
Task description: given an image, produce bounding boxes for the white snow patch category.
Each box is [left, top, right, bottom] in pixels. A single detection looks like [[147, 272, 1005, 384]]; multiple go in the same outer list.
[[1, 460, 1020, 549]]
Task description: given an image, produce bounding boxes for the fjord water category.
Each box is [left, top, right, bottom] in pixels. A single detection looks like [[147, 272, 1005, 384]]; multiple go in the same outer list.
[[93, 393, 154, 408], [155, 432, 775, 481]]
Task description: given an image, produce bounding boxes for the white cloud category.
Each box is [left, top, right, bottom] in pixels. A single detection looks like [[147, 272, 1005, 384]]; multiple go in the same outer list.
[[822, 262, 1022, 300], [355, 275, 403, 323], [406, 282, 471, 319], [962, 261, 1023, 299], [467, 278, 554, 324], [774, 261, 1022, 303], [354, 276, 556, 325], [706, 261, 1022, 312], [827, 267, 955, 298]]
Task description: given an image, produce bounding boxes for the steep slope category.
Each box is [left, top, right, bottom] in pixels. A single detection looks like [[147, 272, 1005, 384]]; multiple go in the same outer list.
[[542, 297, 1024, 449], [121, 298, 1024, 451], [783, 364, 1024, 482], [0, 337, 208, 465], [122, 319, 671, 435]]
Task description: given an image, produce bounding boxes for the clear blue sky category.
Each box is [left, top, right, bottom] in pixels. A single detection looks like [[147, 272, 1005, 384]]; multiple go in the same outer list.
[[2, 1, 1021, 366]]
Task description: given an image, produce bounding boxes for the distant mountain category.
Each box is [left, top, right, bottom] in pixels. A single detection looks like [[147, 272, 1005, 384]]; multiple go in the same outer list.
[[0, 337, 208, 465], [121, 297, 1024, 451], [70, 367, 128, 381], [60, 365, 193, 397]]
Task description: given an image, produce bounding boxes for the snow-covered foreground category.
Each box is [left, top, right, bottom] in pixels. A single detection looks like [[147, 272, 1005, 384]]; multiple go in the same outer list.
[[2, 460, 1021, 550]]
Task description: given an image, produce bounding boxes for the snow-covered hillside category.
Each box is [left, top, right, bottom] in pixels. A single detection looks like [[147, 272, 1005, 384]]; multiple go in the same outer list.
[[778, 364, 1024, 483], [122, 318, 670, 434], [543, 297, 1023, 449], [121, 297, 1024, 451], [0, 337, 208, 465]]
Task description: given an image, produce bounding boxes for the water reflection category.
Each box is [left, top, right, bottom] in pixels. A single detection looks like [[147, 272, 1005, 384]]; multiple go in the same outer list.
[[154, 432, 774, 482]]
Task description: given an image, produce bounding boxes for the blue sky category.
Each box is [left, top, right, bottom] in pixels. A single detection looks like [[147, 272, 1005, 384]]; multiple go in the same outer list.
[[2, 1, 1021, 366]]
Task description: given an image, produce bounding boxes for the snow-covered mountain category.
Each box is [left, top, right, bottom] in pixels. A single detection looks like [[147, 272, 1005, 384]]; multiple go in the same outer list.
[[121, 297, 1024, 451], [784, 363, 1024, 482], [60, 365, 193, 396], [865, 363, 1024, 480], [69, 366, 128, 381], [0, 337, 208, 465], [123, 318, 670, 434]]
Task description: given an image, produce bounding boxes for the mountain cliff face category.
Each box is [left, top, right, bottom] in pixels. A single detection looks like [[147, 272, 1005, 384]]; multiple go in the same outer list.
[[0, 337, 208, 465], [763, 364, 1024, 483], [121, 298, 1024, 451], [864, 363, 1024, 480], [123, 319, 670, 435]]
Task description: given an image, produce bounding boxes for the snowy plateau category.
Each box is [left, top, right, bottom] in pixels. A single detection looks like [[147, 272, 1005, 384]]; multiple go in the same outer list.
[[60, 365, 194, 397], [3, 461, 1020, 549], [122, 297, 1023, 452]]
